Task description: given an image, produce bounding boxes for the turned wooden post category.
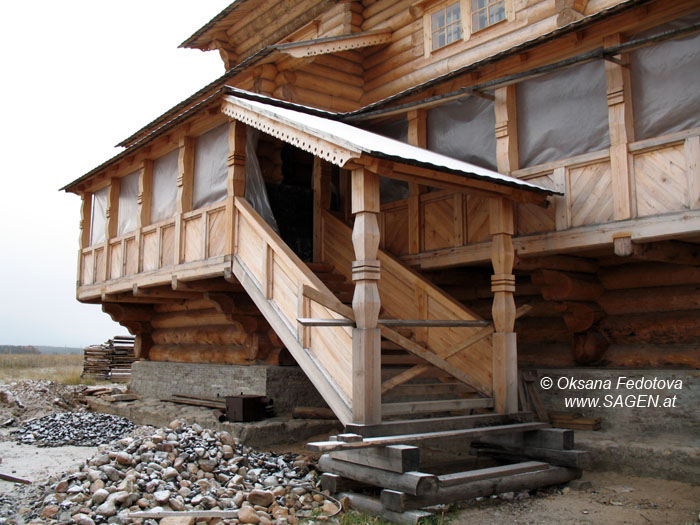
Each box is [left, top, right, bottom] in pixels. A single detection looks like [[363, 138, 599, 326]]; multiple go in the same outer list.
[[351, 167, 382, 424], [490, 197, 517, 413], [136, 160, 152, 273], [226, 119, 247, 255]]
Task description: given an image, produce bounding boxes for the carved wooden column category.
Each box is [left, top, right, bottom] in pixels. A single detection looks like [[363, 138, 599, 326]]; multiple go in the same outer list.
[[494, 85, 519, 174], [605, 33, 635, 224], [103, 178, 120, 282], [226, 119, 247, 255], [135, 159, 153, 360], [351, 167, 382, 424], [175, 137, 195, 264], [490, 196, 517, 413]]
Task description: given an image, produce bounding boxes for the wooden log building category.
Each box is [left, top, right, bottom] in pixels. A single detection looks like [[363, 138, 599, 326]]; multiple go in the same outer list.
[[63, 0, 699, 515]]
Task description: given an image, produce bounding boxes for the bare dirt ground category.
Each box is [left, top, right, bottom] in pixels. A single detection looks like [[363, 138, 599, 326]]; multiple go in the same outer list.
[[450, 471, 700, 525]]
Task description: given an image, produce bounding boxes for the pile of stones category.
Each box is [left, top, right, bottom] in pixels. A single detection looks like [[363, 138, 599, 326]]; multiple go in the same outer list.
[[11, 412, 135, 447], [32, 419, 338, 524]]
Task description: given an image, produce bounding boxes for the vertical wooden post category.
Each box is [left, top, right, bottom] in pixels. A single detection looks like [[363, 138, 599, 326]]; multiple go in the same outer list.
[[226, 119, 247, 255], [78, 193, 92, 286], [175, 137, 195, 264], [104, 178, 120, 282], [351, 167, 382, 425], [137, 160, 153, 273], [312, 156, 332, 262], [604, 33, 635, 221], [490, 197, 517, 413], [407, 109, 428, 254], [494, 85, 519, 174]]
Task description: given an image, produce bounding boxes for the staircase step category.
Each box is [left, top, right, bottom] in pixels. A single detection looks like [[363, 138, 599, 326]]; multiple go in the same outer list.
[[307, 421, 549, 452], [383, 382, 476, 398], [382, 397, 494, 417], [306, 262, 335, 273]]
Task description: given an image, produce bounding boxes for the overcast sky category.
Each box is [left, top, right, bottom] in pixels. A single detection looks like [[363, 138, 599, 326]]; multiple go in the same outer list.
[[0, 1, 232, 347]]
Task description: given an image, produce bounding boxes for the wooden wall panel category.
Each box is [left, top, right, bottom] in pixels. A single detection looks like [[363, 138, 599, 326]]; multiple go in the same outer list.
[[569, 161, 614, 227], [207, 208, 226, 257], [184, 216, 203, 263], [467, 195, 491, 243], [421, 196, 455, 251], [237, 216, 265, 284], [634, 144, 688, 217], [381, 206, 409, 255], [142, 231, 158, 272], [161, 225, 175, 267], [81, 252, 94, 286], [94, 247, 105, 283], [109, 242, 122, 280], [125, 238, 138, 276]]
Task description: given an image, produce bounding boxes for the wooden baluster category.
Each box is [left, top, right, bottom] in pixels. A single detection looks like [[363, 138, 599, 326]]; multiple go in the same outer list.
[[351, 167, 382, 425], [490, 197, 517, 413], [226, 119, 247, 255]]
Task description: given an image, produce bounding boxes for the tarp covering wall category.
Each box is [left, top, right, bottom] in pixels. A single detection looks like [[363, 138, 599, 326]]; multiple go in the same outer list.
[[117, 171, 139, 236], [193, 123, 229, 209], [630, 14, 700, 141], [245, 128, 279, 232], [517, 60, 610, 168], [427, 96, 497, 171], [90, 186, 108, 245], [151, 149, 179, 223]]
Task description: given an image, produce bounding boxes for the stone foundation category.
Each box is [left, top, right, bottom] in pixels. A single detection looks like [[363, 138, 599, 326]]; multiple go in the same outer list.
[[129, 361, 328, 415]]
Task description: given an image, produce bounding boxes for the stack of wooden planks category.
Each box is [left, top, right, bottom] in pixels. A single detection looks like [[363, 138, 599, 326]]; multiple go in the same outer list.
[[81, 335, 136, 382]]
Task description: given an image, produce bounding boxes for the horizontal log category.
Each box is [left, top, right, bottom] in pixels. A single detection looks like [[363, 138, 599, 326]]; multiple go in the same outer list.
[[151, 325, 249, 345], [149, 344, 280, 365], [151, 309, 263, 331], [331, 445, 420, 474], [381, 466, 580, 512], [437, 461, 550, 488], [597, 286, 700, 315], [532, 270, 604, 301], [472, 444, 591, 469], [599, 263, 700, 290], [318, 454, 437, 496], [516, 317, 570, 344], [599, 310, 700, 344]]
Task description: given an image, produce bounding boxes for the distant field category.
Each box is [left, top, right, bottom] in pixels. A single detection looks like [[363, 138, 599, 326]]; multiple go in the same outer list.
[[0, 354, 89, 384], [36, 345, 84, 355]]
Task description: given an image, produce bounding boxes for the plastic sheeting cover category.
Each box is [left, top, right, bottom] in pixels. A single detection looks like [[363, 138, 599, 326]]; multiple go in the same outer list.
[[517, 60, 610, 168], [90, 186, 108, 245], [362, 119, 410, 203], [245, 128, 280, 233], [193, 123, 229, 209], [630, 14, 700, 140], [117, 171, 139, 236], [427, 96, 497, 171], [151, 149, 179, 223]]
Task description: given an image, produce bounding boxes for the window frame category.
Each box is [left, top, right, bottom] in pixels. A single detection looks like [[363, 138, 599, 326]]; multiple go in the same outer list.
[[422, 0, 513, 56], [470, 0, 507, 34]]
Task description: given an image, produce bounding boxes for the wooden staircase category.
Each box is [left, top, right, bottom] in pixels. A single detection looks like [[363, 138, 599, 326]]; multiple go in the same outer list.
[[310, 262, 494, 419]]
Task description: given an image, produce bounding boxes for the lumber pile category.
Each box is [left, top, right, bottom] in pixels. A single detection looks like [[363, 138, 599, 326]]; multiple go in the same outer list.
[[82, 335, 136, 383]]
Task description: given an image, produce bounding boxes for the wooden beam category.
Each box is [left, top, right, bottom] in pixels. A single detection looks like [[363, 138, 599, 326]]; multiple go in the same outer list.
[[175, 136, 195, 265], [331, 445, 420, 474], [278, 29, 391, 58], [132, 284, 200, 300], [621, 240, 700, 266], [307, 422, 549, 452], [407, 109, 427, 255], [79, 193, 92, 251], [313, 157, 332, 262], [494, 85, 519, 174], [172, 276, 244, 293], [382, 398, 494, 417], [408, 210, 700, 269]]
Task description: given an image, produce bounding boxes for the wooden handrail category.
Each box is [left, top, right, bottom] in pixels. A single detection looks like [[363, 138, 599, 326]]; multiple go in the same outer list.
[[297, 318, 490, 327]]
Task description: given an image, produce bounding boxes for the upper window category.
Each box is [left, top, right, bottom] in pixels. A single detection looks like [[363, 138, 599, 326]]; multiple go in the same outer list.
[[471, 0, 506, 32], [431, 2, 462, 51]]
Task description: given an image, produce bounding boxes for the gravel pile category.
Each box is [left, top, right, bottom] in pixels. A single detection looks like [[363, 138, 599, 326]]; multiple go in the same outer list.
[[0, 380, 87, 424], [14, 419, 337, 524], [11, 412, 135, 447]]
